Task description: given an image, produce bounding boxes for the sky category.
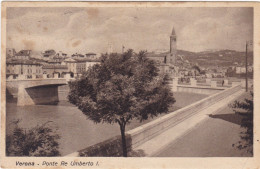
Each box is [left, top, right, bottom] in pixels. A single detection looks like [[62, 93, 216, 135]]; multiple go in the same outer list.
[[6, 7, 253, 55]]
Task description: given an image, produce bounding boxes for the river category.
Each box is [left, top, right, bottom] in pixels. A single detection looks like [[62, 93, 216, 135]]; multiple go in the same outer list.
[[6, 85, 208, 156]]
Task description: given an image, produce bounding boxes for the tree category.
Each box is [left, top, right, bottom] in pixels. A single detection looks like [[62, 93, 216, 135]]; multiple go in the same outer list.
[[231, 92, 253, 155], [192, 65, 201, 78], [68, 49, 175, 157], [6, 120, 60, 156]]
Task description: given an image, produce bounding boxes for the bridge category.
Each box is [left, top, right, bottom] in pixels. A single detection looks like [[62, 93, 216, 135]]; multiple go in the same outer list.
[[6, 77, 72, 106]]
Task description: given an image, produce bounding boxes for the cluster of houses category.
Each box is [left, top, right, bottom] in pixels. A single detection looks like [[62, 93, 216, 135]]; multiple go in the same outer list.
[[6, 47, 253, 81], [178, 65, 253, 79], [226, 64, 253, 78], [6, 48, 101, 80]]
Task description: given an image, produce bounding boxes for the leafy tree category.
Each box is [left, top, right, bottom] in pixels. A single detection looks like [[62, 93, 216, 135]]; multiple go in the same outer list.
[[200, 70, 206, 75], [192, 65, 201, 77], [192, 65, 201, 73], [6, 120, 60, 156], [231, 92, 253, 155], [68, 49, 175, 157]]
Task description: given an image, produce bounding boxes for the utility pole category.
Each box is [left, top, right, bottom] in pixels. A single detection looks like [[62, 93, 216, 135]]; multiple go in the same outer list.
[[245, 41, 248, 92]]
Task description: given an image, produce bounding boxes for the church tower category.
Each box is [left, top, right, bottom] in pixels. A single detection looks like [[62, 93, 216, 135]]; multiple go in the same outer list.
[[169, 26, 177, 65]]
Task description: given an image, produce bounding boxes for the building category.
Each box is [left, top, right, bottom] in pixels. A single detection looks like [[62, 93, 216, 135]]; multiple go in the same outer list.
[[42, 65, 68, 78], [56, 51, 67, 58], [236, 66, 246, 74], [76, 61, 86, 75], [168, 27, 177, 65], [85, 53, 97, 59], [14, 50, 31, 60], [6, 59, 42, 79], [6, 48, 16, 58], [42, 49, 56, 60], [62, 58, 100, 76], [47, 55, 65, 65], [30, 58, 48, 65], [145, 26, 178, 77], [71, 53, 85, 59], [145, 52, 167, 65], [62, 58, 77, 75], [85, 60, 100, 70]]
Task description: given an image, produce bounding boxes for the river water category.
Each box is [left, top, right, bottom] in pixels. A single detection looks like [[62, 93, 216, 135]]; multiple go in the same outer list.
[[6, 85, 208, 156]]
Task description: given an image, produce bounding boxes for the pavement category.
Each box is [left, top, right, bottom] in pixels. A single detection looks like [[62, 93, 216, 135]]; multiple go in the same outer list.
[[132, 89, 248, 157]]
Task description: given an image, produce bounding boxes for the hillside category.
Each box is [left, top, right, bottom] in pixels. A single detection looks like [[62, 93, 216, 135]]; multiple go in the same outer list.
[[177, 49, 253, 68]]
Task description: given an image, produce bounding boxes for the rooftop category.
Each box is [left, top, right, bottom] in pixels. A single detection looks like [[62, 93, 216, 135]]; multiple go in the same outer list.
[[74, 58, 101, 62], [52, 55, 64, 59], [42, 50, 56, 56], [47, 60, 63, 63], [6, 59, 41, 65], [15, 50, 31, 56], [72, 53, 84, 57], [42, 65, 68, 69], [85, 52, 96, 55]]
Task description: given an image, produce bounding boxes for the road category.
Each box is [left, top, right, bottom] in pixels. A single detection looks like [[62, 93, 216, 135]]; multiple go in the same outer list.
[[154, 92, 252, 157]]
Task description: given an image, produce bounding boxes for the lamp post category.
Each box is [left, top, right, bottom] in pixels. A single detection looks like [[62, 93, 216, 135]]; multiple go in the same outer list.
[[245, 40, 252, 92], [245, 41, 248, 92]]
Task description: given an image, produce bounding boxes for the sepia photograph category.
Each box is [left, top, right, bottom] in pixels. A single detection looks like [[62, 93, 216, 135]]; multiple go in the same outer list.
[[1, 1, 259, 168]]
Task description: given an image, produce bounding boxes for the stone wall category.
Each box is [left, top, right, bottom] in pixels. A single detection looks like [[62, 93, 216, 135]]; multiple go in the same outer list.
[[177, 85, 224, 95]]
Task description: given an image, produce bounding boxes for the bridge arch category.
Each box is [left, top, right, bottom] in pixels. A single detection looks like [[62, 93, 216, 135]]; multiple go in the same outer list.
[[7, 78, 68, 106]]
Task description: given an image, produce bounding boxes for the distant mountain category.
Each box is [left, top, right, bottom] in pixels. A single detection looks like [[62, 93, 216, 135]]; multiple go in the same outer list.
[[176, 49, 253, 68]]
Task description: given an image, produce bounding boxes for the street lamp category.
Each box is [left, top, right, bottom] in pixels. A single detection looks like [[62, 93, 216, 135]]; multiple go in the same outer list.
[[245, 40, 253, 92]]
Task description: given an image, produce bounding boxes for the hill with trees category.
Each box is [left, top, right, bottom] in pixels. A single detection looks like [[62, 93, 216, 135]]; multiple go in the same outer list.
[[176, 49, 253, 68]]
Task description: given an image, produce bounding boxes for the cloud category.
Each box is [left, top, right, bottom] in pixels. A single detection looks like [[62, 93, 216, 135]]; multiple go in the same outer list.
[[6, 7, 253, 54]]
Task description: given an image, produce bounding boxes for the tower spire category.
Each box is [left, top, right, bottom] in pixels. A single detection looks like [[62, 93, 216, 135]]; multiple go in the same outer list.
[[169, 26, 177, 65]]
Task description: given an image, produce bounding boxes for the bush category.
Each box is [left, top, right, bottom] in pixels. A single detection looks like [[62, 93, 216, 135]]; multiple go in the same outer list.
[[231, 92, 253, 155], [79, 135, 132, 157], [6, 120, 60, 156]]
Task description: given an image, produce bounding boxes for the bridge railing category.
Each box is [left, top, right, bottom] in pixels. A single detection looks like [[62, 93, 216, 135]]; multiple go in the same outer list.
[[6, 73, 75, 82], [175, 77, 242, 89]]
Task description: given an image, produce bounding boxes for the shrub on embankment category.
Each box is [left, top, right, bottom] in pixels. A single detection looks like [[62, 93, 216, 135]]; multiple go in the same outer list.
[[79, 135, 132, 157], [6, 120, 60, 156]]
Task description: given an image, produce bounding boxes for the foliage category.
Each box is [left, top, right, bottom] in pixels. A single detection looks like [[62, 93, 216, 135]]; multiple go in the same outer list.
[[68, 49, 175, 156], [6, 120, 60, 156], [79, 135, 132, 157], [231, 92, 253, 155], [192, 65, 200, 72], [192, 65, 201, 77], [200, 70, 206, 75]]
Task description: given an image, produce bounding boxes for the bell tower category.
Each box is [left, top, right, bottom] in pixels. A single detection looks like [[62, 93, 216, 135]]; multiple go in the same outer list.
[[169, 26, 177, 65]]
